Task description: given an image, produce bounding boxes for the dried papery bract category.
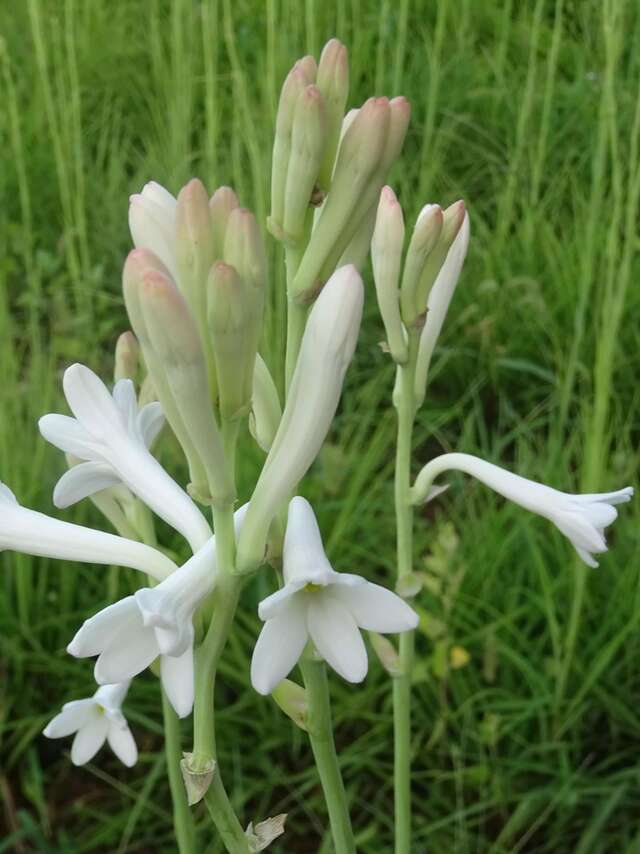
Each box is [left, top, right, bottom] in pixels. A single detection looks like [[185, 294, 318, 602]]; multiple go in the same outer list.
[[236, 265, 364, 574]]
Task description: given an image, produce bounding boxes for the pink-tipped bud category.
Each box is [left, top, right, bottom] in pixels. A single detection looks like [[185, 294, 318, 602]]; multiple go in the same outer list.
[[372, 186, 408, 363]]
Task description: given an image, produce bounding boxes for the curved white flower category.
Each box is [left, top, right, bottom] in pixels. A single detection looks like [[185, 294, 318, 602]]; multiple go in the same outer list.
[[43, 682, 137, 767], [39, 363, 211, 553], [251, 497, 418, 695], [68, 506, 248, 718], [129, 181, 178, 280], [0, 482, 174, 581], [411, 452, 633, 567]]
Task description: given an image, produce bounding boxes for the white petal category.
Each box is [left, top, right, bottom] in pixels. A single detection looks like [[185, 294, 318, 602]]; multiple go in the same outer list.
[[53, 462, 121, 508], [38, 414, 99, 459], [575, 545, 599, 568], [553, 510, 607, 553], [251, 604, 308, 695], [63, 364, 123, 439], [307, 595, 368, 683], [137, 402, 164, 448], [70, 715, 109, 765], [68, 597, 145, 658], [331, 581, 419, 632], [94, 681, 130, 710], [141, 181, 177, 212], [0, 483, 17, 505], [95, 624, 159, 684], [160, 647, 194, 718], [258, 580, 306, 621], [282, 497, 336, 585], [112, 379, 138, 433], [575, 487, 633, 506], [107, 724, 138, 766], [578, 501, 618, 529], [129, 195, 178, 279], [43, 700, 96, 738]]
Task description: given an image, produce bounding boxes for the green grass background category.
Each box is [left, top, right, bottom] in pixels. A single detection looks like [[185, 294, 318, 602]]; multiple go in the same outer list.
[[1, 0, 639, 851]]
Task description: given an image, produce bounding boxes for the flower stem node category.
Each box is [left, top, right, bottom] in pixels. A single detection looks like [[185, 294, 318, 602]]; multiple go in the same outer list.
[[250, 497, 418, 694], [180, 752, 216, 805], [245, 815, 287, 852]]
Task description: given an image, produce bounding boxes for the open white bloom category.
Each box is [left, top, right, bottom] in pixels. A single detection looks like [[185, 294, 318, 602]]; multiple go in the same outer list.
[[129, 181, 178, 280], [68, 506, 247, 717], [0, 482, 174, 581], [43, 682, 137, 767], [411, 452, 633, 567], [251, 497, 418, 695], [39, 363, 211, 553]]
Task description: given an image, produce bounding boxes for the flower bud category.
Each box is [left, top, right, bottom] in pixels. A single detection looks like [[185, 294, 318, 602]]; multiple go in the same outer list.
[[399, 204, 443, 327], [128, 182, 178, 280], [412, 200, 466, 323], [114, 331, 140, 382], [291, 97, 391, 302], [414, 213, 470, 408], [223, 207, 267, 295], [123, 250, 233, 505], [372, 186, 408, 363], [209, 186, 239, 259], [337, 202, 376, 271], [315, 38, 349, 191], [282, 85, 327, 244], [249, 355, 282, 453], [269, 62, 313, 240], [207, 262, 259, 421], [236, 265, 363, 573]]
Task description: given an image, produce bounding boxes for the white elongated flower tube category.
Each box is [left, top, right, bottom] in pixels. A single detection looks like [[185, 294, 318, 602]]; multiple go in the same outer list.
[[411, 452, 633, 567], [0, 483, 174, 581], [68, 506, 248, 718], [414, 213, 470, 407], [129, 181, 178, 280], [43, 682, 137, 767], [39, 364, 212, 553], [251, 497, 418, 694], [236, 265, 364, 573]]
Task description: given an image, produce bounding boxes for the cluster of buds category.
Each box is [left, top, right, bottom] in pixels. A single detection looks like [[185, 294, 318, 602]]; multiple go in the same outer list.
[[268, 38, 410, 302]]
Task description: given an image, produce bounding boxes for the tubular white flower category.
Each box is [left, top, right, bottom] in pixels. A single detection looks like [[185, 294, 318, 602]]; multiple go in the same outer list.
[[414, 213, 470, 407], [411, 452, 633, 567], [236, 266, 363, 573], [0, 483, 174, 581], [68, 506, 248, 718], [43, 681, 137, 767], [129, 181, 178, 280], [250, 497, 418, 695], [39, 364, 211, 553]]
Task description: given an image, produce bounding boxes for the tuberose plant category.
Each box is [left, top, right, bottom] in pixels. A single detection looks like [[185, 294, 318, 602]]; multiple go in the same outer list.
[[6, 38, 631, 853]]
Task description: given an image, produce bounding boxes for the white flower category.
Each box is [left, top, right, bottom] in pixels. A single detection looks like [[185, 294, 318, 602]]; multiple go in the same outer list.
[[68, 506, 248, 718], [411, 452, 633, 567], [43, 682, 137, 767], [129, 181, 178, 280], [0, 482, 174, 581], [39, 363, 212, 553], [236, 265, 364, 573], [251, 497, 418, 695]]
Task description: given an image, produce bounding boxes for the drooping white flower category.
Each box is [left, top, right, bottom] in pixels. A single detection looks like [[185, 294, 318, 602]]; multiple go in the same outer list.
[[129, 181, 178, 280], [411, 452, 633, 567], [251, 497, 418, 695], [39, 363, 212, 553], [43, 682, 137, 767], [0, 482, 174, 581], [68, 506, 248, 717]]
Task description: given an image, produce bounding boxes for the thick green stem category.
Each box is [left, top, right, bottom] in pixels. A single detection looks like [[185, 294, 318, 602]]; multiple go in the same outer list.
[[162, 689, 197, 854], [301, 658, 356, 854], [393, 330, 419, 854]]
